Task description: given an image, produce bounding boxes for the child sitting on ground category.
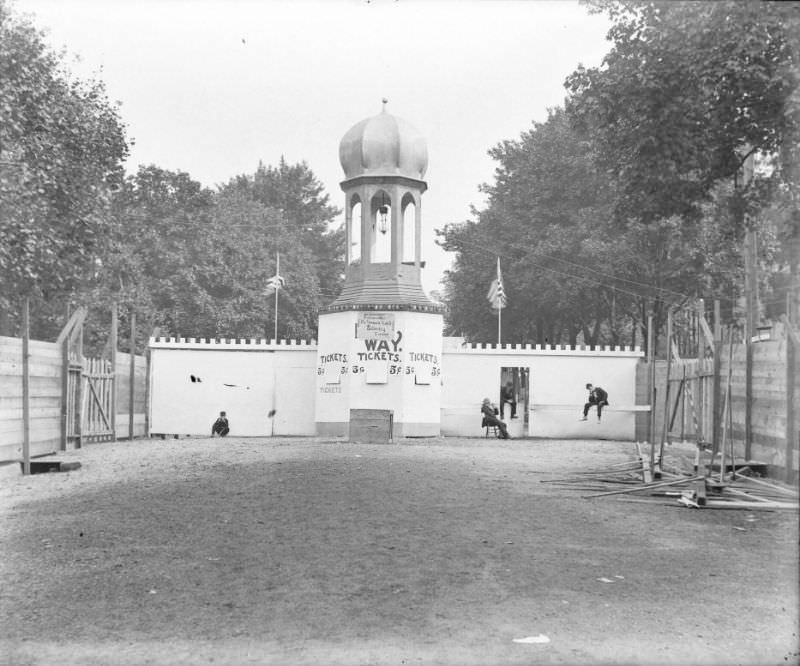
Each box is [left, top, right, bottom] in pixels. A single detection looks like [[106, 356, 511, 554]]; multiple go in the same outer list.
[[211, 411, 230, 437]]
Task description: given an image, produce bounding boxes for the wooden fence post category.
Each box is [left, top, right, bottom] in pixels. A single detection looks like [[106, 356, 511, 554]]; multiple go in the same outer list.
[[60, 333, 69, 452], [111, 305, 118, 442], [144, 329, 155, 439], [695, 300, 705, 438], [658, 309, 673, 473], [75, 323, 83, 449], [712, 300, 722, 455], [129, 311, 136, 440], [647, 314, 656, 476], [783, 315, 798, 484], [22, 298, 31, 476]]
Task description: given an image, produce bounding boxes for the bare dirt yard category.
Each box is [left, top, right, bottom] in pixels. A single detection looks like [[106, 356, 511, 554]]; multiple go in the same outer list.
[[0, 436, 797, 666]]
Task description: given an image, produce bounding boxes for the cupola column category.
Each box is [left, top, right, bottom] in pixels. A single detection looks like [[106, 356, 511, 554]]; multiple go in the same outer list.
[[414, 195, 422, 268], [360, 185, 370, 266], [390, 186, 401, 268]]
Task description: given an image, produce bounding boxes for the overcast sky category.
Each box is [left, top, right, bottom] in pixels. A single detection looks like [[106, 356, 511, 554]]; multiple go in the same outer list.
[[15, 0, 612, 292]]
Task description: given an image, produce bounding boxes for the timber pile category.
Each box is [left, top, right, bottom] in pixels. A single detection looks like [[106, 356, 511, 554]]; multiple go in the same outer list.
[[543, 444, 799, 511]]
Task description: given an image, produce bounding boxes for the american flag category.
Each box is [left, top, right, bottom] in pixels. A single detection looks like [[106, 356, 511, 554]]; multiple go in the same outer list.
[[487, 257, 506, 309], [264, 274, 285, 295]]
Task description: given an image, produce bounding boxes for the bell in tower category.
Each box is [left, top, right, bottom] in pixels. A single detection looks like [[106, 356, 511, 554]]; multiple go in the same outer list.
[[314, 101, 444, 438]]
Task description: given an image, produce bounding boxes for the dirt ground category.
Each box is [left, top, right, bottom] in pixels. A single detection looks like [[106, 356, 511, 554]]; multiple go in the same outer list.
[[0, 435, 797, 666]]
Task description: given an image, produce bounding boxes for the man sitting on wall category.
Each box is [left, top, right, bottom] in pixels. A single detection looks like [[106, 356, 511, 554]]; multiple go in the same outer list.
[[481, 398, 510, 439], [580, 383, 609, 423]]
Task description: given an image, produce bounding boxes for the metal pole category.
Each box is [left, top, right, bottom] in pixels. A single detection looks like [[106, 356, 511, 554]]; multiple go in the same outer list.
[[22, 297, 31, 476]]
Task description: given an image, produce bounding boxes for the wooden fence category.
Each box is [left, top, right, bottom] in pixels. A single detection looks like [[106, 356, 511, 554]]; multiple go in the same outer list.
[[639, 318, 799, 482], [0, 308, 148, 463]]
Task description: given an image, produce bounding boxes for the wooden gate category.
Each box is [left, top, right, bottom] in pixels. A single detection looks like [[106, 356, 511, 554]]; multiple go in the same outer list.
[[60, 307, 117, 449], [81, 357, 115, 442], [65, 354, 116, 445]]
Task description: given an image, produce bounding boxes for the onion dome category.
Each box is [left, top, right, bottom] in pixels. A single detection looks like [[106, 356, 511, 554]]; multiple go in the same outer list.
[[339, 100, 428, 181]]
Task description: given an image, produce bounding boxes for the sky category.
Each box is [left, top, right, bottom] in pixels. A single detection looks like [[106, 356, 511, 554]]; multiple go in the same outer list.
[[15, 0, 612, 293]]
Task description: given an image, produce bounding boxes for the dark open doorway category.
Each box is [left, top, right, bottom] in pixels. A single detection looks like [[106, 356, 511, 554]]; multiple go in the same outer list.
[[499, 367, 530, 434]]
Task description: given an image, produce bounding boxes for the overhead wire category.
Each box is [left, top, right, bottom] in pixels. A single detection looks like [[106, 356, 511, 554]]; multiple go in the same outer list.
[[445, 232, 701, 306]]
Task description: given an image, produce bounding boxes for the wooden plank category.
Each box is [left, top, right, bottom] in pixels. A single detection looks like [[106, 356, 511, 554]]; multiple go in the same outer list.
[[55, 307, 86, 346], [0, 360, 62, 378], [0, 406, 65, 421], [583, 476, 703, 498], [699, 314, 714, 350]]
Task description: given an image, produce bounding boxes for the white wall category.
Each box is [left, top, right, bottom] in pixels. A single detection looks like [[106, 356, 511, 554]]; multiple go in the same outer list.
[[148, 337, 645, 440], [441, 342, 644, 440], [149, 339, 317, 437]]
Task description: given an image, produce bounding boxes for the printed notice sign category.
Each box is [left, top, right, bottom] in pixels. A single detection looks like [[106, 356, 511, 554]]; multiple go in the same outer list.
[[356, 313, 395, 340]]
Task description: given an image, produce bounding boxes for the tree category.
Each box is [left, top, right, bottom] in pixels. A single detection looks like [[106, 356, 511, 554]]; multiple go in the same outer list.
[[439, 109, 625, 345], [567, 1, 798, 223], [439, 101, 752, 350], [98, 161, 341, 346], [93, 165, 216, 349], [0, 0, 128, 338], [565, 0, 799, 333], [220, 158, 344, 306]]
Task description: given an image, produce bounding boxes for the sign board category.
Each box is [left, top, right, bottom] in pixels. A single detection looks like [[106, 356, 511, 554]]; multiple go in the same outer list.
[[356, 313, 395, 340]]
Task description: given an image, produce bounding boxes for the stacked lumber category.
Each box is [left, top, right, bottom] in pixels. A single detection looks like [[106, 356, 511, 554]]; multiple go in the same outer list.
[[543, 443, 799, 511]]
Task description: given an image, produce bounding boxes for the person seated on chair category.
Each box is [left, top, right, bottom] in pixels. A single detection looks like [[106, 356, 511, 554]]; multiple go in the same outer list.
[[211, 411, 230, 437], [481, 398, 510, 439]]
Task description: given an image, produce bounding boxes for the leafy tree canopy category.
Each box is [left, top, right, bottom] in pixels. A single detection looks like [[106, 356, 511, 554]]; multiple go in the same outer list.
[[0, 0, 128, 337], [90, 161, 344, 350], [566, 0, 799, 225]]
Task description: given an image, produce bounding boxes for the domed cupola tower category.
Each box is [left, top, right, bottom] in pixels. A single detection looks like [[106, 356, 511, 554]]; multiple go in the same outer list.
[[331, 99, 439, 309], [315, 101, 443, 438]]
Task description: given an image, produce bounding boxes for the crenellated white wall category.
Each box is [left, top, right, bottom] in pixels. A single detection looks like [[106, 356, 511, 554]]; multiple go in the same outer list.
[[149, 338, 317, 437], [148, 336, 645, 440], [441, 340, 645, 440]]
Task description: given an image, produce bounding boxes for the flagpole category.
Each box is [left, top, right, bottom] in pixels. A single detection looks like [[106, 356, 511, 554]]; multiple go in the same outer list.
[[274, 252, 279, 342], [498, 305, 501, 345]]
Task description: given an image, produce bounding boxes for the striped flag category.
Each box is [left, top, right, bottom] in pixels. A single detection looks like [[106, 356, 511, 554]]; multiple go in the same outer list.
[[264, 274, 285, 295], [487, 257, 507, 309]]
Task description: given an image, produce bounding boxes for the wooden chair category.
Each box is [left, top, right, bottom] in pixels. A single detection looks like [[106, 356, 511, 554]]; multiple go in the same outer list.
[[481, 408, 501, 438]]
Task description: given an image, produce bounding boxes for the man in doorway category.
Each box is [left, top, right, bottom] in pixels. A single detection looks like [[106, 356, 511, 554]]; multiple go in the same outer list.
[[500, 380, 517, 419], [580, 383, 609, 422]]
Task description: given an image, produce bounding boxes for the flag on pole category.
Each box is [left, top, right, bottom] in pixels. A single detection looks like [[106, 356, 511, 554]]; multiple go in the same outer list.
[[487, 257, 507, 309], [264, 274, 285, 295]]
